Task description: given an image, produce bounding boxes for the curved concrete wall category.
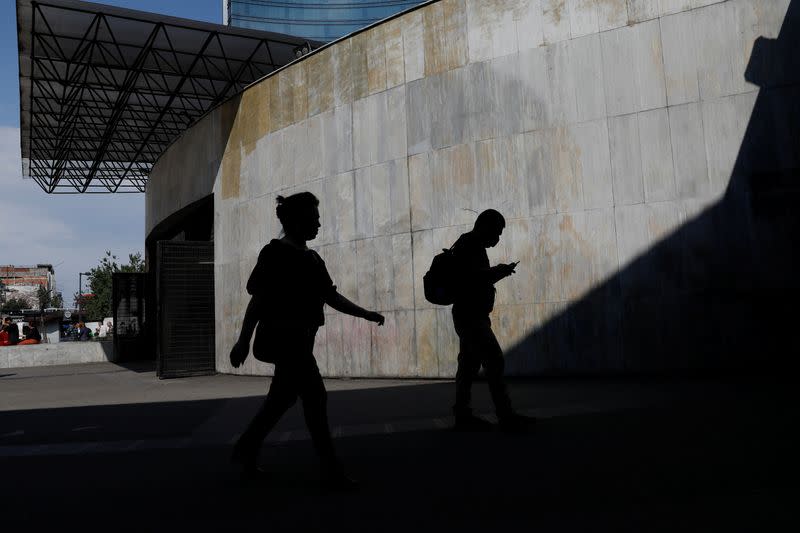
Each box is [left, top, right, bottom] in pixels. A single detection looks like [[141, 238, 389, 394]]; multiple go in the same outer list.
[[148, 0, 798, 377]]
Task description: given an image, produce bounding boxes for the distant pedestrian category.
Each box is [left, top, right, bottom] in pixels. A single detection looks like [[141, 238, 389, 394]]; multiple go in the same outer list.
[[77, 322, 90, 341], [447, 209, 534, 432], [229, 192, 384, 489]]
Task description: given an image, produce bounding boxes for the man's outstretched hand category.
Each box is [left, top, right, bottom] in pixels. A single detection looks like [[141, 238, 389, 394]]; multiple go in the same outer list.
[[497, 262, 519, 278], [230, 340, 249, 368], [364, 311, 385, 326]]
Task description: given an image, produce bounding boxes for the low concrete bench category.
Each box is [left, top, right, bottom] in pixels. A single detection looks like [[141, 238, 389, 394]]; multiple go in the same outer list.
[[0, 341, 115, 369]]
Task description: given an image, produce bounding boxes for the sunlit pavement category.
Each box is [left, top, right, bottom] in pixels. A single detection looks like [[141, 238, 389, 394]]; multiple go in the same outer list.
[[1, 363, 794, 531]]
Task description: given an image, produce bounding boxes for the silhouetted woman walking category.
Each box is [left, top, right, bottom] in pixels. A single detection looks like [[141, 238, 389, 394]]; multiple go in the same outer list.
[[229, 192, 384, 489]]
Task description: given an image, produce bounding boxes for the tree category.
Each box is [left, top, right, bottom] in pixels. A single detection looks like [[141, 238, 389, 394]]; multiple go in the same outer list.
[[36, 286, 64, 310], [1, 296, 31, 314], [83, 251, 145, 321]]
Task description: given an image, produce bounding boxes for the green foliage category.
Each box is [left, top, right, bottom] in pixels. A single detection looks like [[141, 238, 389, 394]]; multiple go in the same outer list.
[[82, 251, 145, 321], [1, 296, 31, 314], [36, 286, 64, 310]]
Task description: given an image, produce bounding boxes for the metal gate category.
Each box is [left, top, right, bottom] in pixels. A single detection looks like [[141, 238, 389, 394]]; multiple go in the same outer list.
[[112, 272, 148, 362], [156, 241, 215, 378]]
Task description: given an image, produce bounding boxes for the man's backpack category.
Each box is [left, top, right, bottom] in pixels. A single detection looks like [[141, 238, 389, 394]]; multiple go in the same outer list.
[[423, 247, 458, 305]]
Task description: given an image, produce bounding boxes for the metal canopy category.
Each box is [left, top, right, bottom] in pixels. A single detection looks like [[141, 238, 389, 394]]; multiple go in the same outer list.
[[17, 0, 317, 193]]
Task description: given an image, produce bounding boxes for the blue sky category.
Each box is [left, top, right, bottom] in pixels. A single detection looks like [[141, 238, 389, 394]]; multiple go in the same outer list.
[[0, 0, 221, 306]]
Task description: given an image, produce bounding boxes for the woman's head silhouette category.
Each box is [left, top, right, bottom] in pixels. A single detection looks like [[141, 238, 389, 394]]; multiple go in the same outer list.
[[276, 192, 321, 242]]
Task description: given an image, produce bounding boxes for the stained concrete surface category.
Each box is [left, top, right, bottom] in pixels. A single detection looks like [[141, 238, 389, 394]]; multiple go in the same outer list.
[[0, 363, 795, 531]]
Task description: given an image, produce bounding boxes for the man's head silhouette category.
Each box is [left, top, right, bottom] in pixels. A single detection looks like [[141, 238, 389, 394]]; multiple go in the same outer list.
[[473, 209, 505, 248]]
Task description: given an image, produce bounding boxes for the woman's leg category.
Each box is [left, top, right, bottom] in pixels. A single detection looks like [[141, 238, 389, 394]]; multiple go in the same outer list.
[[296, 355, 337, 466], [234, 364, 298, 466]]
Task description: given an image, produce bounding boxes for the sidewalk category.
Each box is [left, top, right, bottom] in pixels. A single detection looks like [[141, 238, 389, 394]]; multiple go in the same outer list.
[[1, 363, 794, 531]]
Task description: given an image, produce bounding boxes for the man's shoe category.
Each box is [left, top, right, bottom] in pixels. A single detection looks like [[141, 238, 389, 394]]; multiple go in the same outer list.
[[231, 444, 266, 481], [453, 414, 495, 432], [498, 412, 536, 434]]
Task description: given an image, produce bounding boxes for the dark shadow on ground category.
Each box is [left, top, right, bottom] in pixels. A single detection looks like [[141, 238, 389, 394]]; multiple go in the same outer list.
[[0, 377, 794, 531], [111, 359, 157, 374], [506, 2, 800, 374]]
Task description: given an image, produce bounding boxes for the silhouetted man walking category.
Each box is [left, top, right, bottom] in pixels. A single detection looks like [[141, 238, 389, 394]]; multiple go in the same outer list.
[[450, 209, 532, 432]]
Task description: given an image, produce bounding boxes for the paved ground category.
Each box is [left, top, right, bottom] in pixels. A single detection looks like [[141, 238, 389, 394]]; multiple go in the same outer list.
[[0, 363, 795, 531]]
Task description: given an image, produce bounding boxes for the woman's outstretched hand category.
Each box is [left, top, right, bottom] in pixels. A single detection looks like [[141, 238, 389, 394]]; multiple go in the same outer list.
[[230, 340, 249, 368], [364, 311, 385, 326]]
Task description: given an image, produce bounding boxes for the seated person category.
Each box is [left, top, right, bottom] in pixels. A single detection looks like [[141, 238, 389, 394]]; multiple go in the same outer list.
[[2, 317, 19, 345], [0, 326, 9, 346], [18, 325, 41, 345]]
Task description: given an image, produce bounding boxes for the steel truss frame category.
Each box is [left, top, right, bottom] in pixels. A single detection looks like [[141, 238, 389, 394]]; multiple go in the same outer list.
[[17, 0, 316, 193]]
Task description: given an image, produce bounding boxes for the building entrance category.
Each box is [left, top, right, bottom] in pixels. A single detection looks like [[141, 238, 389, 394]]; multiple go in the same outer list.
[[156, 241, 215, 378]]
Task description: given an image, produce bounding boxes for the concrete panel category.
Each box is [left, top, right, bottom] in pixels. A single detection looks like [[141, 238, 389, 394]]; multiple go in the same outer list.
[[541, 0, 571, 43], [408, 152, 434, 231], [322, 172, 356, 244], [518, 129, 558, 216], [411, 228, 436, 310], [608, 115, 644, 205], [435, 307, 460, 377], [384, 19, 406, 89], [423, 0, 468, 77], [401, 10, 425, 83], [406, 76, 437, 155], [414, 308, 439, 377], [660, 9, 700, 106], [321, 105, 353, 177], [466, 0, 521, 63], [371, 310, 416, 376], [519, 46, 552, 132], [694, 0, 753, 100], [572, 33, 607, 122], [331, 38, 354, 107], [353, 86, 407, 168], [547, 41, 579, 126], [465, 54, 523, 141], [432, 68, 469, 149], [515, 0, 545, 51], [567, 0, 599, 38], [668, 102, 710, 198], [602, 20, 666, 116], [638, 108, 677, 203], [627, 0, 660, 23], [601, 25, 638, 117], [370, 158, 411, 236], [597, 0, 628, 31], [306, 48, 334, 117], [366, 26, 389, 96], [572, 119, 614, 209], [701, 91, 757, 194], [475, 136, 528, 221], [659, 0, 693, 16], [429, 143, 477, 228]]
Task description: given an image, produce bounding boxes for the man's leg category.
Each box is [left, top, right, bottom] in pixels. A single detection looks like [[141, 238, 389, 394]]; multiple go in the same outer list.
[[453, 315, 482, 418], [472, 319, 513, 418], [452, 312, 494, 430], [477, 320, 535, 431]]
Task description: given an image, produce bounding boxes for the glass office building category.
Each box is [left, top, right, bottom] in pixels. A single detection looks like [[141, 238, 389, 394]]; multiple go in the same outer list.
[[224, 0, 426, 42]]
